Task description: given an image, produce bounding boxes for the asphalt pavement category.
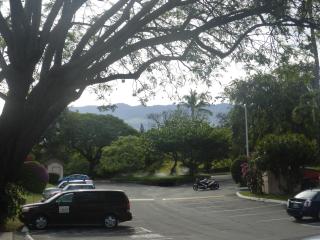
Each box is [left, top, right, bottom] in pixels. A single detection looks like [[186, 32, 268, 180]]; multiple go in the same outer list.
[[12, 175, 320, 240]]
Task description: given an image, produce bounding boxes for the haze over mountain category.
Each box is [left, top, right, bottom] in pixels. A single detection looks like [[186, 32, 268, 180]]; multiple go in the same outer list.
[[69, 103, 231, 130]]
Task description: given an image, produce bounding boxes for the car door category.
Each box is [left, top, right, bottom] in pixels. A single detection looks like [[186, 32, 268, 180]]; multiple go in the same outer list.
[[312, 193, 320, 212], [72, 192, 104, 225], [47, 193, 77, 225]]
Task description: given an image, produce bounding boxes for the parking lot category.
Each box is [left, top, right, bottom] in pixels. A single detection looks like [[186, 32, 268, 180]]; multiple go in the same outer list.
[[13, 175, 320, 240]]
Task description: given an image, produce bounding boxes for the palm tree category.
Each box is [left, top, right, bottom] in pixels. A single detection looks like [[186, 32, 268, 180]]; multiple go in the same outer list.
[[179, 90, 213, 120]]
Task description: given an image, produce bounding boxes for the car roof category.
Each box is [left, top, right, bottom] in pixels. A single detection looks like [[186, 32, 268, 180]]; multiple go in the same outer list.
[[303, 189, 320, 192], [65, 183, 94, 186], [63, 189, 125, 194], [60, 179, 86, 184]]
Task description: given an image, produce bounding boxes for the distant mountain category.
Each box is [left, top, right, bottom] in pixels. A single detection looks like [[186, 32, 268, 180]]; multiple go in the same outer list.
[[69, 103, 232, 130]]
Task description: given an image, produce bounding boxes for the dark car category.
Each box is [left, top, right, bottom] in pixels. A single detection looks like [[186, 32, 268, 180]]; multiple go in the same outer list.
[[20, 189, 132, 229], [58, 174, 90, 184], [287, 189, 320, 220]]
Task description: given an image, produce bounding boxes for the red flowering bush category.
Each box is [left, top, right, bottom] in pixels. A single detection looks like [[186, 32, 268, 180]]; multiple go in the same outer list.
[[231, 155, 247, 186], [18, 161, 49, 193]]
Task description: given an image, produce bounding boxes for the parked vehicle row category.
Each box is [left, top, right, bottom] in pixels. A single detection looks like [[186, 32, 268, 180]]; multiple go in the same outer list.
[[43, 174, 94, 200]]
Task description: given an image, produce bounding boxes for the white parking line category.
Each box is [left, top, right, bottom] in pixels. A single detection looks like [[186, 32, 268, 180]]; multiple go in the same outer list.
[[231, 210, 283, 217], [257, 217, 291, 223], [162, 195, 225, 201], [130, 227, 172, 239], [130, 198, 155, 201], [209, 204, 281, 213]]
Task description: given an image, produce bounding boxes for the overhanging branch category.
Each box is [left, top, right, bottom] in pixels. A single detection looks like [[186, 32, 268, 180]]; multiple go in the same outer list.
[[87, 44, 192, 85], [195, 23, 267, 58], [71, 0, 130, 60]]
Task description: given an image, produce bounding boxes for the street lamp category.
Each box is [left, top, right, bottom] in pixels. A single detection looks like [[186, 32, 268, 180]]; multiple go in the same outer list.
[[244, 104, 249, 158]]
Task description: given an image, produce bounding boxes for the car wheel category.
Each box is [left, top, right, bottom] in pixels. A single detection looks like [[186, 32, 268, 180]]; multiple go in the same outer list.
[[294, 216, 302, 221], [34, 215, 48, 230], [104, 214, 118, 229]]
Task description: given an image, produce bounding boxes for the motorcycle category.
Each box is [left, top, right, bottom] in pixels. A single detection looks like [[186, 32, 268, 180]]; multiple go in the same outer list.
[[193, 178, 219, 191]]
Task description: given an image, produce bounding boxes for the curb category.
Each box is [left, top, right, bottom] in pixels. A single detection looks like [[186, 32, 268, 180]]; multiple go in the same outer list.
[[0, 232, 13, 240], [236, 191, 287, 205]]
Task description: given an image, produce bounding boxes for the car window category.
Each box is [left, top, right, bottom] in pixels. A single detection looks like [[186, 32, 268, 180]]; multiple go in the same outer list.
[[295, 190, 318, 199], [105, 192, 127, 203], [313, 193, 320, 201], [56, 193, 74, 204], [75, 192, 103, 203], [59, 182, 68, 188]]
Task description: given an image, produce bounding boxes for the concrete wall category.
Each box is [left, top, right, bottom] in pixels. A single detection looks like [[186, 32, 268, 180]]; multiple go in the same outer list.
[[262, 171, 300, 194]]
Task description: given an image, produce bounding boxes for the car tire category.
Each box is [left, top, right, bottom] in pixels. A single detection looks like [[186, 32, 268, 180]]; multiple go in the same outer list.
[[33, 215, 48, 230], [294, 216, 302, 221], [104, 214, 118, 229]]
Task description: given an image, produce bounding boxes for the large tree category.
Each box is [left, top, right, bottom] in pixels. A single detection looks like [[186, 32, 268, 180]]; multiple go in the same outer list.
[[0, 0, 319, 225], [59, 111, 137, 177], [224, 63, 317, 155]]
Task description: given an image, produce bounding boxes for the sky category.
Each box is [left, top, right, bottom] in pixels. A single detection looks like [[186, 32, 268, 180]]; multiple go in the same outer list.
[[0, 63, 244, 114]]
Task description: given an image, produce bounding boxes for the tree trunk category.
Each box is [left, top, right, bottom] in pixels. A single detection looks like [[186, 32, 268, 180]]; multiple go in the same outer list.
[[170, 152, 178, 175], [0, 70, 81, 226]]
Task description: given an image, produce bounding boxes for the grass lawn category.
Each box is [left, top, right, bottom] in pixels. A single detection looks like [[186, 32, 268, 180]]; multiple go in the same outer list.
[[240, 191, 292, 201]]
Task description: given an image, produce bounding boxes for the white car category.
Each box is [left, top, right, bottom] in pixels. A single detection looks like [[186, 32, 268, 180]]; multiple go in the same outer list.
[[58, 179, 93, 188], [42, 180, 94, 199], [63, 183, 95, 191]]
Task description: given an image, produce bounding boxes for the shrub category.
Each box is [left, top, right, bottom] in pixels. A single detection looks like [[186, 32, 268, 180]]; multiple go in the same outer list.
[[231, 156, 247, 186], [242, 160, 263, 194], [256, 133, 317, 193], [18, 161, 49, 194], [0, 183, 25, 227], [48, 173, 60, 185]]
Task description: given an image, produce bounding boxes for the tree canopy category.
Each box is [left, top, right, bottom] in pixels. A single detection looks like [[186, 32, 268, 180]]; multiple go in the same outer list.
[[56, 111, 137, 176], [224, 63, 318, 155]]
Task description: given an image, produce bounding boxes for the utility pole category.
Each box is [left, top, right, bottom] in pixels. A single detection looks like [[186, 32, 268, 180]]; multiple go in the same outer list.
[[244, 104, 249, 158]]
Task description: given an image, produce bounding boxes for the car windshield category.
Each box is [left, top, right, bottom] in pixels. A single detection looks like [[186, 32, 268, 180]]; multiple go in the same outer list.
[[295, 190, 318, 199]]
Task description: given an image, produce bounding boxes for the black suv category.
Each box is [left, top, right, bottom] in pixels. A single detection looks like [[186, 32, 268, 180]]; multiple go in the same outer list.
[[20, 189, 132, 229]]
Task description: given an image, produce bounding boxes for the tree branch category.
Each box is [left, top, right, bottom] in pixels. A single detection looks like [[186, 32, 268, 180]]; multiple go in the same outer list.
[[39, 0, 64, 50], [195, 23, 267, 58], [0, 12, 12, 46], [0, 52, 8, 70], [0, 92, 8, 101], [87, 44, 192, 84], [71, 0, 130, 60], [40, 0, 85, 78]]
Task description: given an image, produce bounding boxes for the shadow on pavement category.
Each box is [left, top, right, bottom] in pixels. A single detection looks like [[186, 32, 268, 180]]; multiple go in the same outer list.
[[28, 225, 138, 237]]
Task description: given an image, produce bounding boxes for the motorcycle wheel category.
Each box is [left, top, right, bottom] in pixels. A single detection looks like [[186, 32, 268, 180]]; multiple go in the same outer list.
[[210, 183, 219, 190], [193, 184, 198, 191]]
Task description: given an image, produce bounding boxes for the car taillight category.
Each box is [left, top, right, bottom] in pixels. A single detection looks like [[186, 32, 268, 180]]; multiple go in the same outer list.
[[304, 200, 312, 207]]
